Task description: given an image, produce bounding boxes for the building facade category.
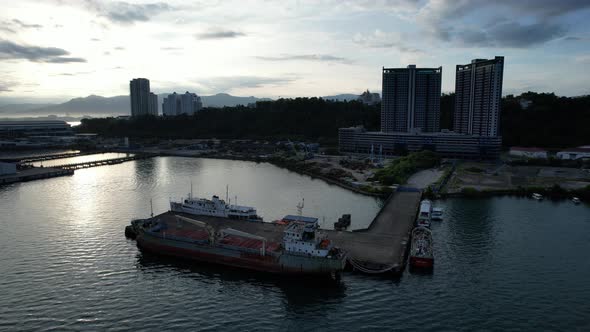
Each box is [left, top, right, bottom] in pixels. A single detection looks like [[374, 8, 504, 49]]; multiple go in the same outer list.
[[339, 126, 502, 159], [148, 92, 159, 116], [381, 65, 441, 133], [163, 91, 203, 116], [130, 78, 151, 117], [454, 57, 504, 137]]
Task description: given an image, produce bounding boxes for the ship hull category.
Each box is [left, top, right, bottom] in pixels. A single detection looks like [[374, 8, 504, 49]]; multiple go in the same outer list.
[[409, 256, 434, 269], [136, 232, 345, 275]]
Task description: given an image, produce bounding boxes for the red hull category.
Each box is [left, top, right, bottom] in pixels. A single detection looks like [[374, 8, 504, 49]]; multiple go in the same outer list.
[[410, 256, 434, 268], [136, 235, 334, 275]]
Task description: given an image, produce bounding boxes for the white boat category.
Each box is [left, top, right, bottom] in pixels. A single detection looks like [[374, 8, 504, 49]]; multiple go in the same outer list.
[[431, 207, 444, 221], [572, 197, 581, 204], [170, 190, 263, 222], [532, 193, 543, 200], [416, 200, 432, 227]]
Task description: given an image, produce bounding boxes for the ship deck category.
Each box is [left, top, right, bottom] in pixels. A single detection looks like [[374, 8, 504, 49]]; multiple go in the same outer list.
[[150, 191, 421, 274]]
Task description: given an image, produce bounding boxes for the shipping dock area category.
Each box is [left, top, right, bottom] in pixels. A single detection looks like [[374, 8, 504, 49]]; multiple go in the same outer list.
[[140, 190, 421, 275]]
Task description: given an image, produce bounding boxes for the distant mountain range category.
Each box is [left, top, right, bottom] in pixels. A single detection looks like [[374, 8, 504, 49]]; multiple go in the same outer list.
[[0, 92, 367, 119]]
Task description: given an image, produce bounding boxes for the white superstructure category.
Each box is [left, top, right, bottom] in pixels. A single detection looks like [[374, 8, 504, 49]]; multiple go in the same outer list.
[[283, 220, 335, 257], [417, 199, 432, 227], [170, 193, 262, 222]]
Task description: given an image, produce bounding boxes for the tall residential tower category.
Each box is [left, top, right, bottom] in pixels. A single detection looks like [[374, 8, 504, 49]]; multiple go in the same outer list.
[[381, 65, 441, 133], [454, 57, 504, 137], [130, 78, 151, 117]]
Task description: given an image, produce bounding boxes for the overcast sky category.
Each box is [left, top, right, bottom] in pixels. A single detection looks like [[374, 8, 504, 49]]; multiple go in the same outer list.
[[1, 0, 589, 103]]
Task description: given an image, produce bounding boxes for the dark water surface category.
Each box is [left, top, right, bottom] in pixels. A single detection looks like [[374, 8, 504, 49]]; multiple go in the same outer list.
[[1, 157, 589, 331]]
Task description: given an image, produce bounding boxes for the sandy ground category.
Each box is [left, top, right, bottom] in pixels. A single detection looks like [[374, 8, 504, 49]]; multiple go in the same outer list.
[[447, 162, 590, 193]]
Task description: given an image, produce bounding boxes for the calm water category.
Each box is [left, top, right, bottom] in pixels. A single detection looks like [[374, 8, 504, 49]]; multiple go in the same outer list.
[[1, 157, 589, 331]]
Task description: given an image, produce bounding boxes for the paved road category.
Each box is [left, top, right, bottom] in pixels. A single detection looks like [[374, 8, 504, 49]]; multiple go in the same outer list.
[[406, 168, 444, 189]]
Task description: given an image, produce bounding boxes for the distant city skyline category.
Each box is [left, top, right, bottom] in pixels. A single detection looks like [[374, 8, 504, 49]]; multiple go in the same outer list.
[[1, 0, 589, 104]]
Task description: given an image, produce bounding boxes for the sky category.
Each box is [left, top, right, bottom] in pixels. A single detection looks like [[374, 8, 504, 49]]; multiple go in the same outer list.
[[0, 0, 589, 104]]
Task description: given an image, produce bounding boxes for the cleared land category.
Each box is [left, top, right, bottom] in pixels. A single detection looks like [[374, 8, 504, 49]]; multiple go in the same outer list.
[[446, 162, 590, 193]]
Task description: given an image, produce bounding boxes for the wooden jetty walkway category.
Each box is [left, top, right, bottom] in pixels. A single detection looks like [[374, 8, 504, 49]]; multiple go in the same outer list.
[[51, 154, 155, 170]]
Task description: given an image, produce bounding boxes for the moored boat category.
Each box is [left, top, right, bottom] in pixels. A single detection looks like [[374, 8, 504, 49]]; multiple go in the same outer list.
[[572, 197, 581, 204], [128, 213, 347, 276], [431, 207, 444, 221], [170, 191, 263, 222], [409, 226, 434, 269], [416, 199, 432, 227], [532, 193, 543, 200]]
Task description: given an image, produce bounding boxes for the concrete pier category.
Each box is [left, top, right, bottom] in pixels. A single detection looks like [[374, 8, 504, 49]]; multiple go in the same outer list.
[[0, 167, 74, 185], [326, 191, 422, 273]]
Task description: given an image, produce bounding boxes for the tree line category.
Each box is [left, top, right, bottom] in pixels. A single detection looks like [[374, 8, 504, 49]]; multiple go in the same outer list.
[[78, 92, 589, 148]]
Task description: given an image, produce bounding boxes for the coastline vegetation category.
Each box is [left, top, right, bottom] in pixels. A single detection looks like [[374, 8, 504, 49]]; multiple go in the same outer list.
[[370, 151, 440, 186], [77, 92, 590, 149]]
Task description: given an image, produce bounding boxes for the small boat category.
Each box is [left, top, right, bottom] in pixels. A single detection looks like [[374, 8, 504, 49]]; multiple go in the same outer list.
[[409, 226, 434, 269], [572, 197, 581, 204], [532, 193, 543, 200], [431, 207, 444, 221], [416, 199, 432, 227]]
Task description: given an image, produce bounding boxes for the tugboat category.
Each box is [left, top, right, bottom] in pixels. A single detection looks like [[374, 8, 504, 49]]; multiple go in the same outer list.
[[170, 186, 263, 222], [409, 226, 434, 269], [416, 200, 432, 227]]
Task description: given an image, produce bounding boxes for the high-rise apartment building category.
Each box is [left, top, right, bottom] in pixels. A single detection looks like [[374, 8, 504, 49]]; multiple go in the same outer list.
[[454, 56, 504, 137], [163, 91, 203, 116], [130, 78, 151, 117], [381, 65, 441, 133], [148, 92, 158, 116]]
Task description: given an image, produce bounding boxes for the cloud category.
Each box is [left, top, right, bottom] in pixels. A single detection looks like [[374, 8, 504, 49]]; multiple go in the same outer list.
[[90, 38, 101, 42], [193, 76, 296, 93], [0, 26, 16, 34], [416, 0, 590, 47], [161, 47, 183, 51], [0, 81, 15, 92], [0, 40, 86, 63], [1, 19, 42, 34], [51, 0, 173, 24], [11, 19, 42, 29], [114, 46, 125, 50], [352, 30, 422, 53], [195, 29, 246, 40], [255, 54, 353, 64]]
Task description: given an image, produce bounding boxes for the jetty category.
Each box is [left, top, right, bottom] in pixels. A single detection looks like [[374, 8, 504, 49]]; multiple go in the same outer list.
[[48, 154, 154, 170], [0, 167, 74, 185]]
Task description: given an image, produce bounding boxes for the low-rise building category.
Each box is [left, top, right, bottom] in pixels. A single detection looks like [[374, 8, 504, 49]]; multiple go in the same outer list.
[[509, 147, 548, 159], [339, 126, 502, 159], [0, 121, 72, 138], [556, 147, 590, 160]]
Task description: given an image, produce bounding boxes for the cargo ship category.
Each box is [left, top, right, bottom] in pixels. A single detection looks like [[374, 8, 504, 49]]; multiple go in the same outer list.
[[409, 226, 434, 269], [127, 213, 347, 276], [170, 190, 263, 222]]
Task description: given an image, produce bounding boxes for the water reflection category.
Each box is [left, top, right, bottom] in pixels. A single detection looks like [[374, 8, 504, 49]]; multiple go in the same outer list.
[[135, 251, 346, 310]]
